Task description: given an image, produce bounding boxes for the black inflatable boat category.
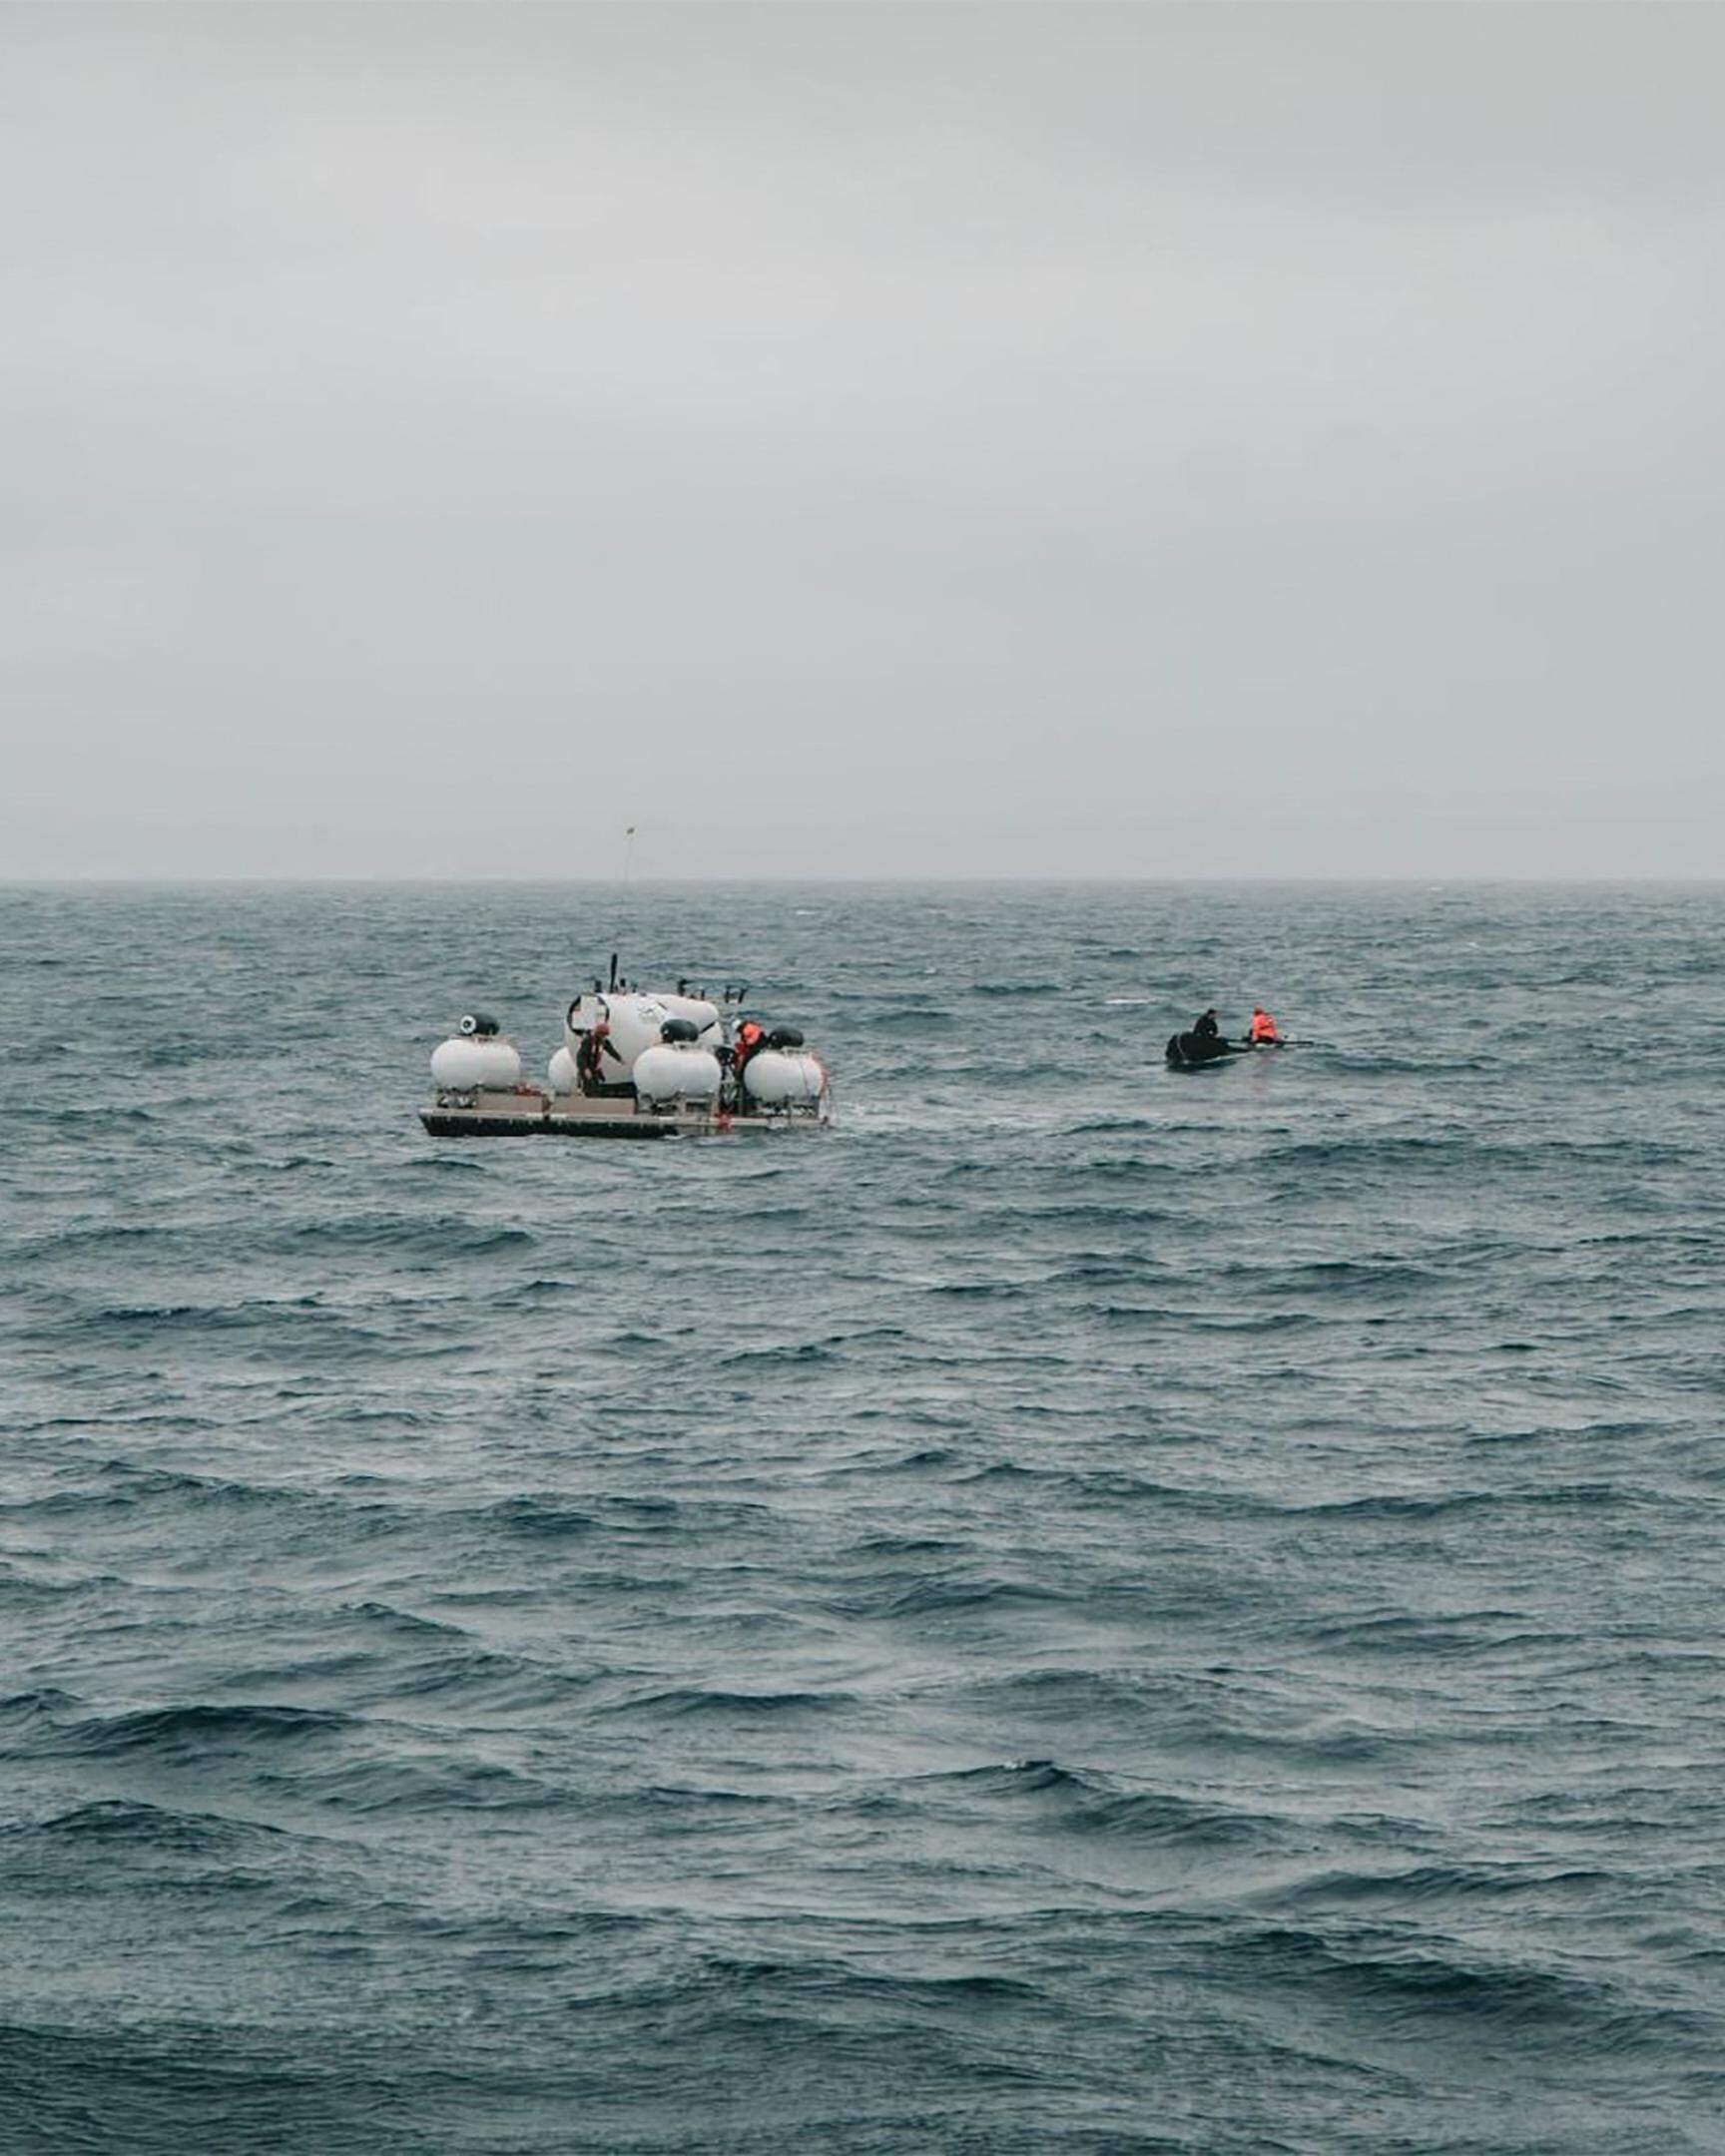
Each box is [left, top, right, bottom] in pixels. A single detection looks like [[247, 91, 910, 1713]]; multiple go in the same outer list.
[[1165, 1031, 1252, 1070]]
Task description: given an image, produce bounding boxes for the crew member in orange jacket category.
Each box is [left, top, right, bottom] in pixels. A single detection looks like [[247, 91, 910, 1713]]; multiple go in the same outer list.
[[1248, 1006, 1281, 1045], [732, 1019, 767, 1098]]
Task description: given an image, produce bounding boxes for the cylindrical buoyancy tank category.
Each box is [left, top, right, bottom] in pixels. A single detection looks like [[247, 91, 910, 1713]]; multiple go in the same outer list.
[[742, 1049, 827, 1106], [632, 1044, 723, 1104], [564, 991, 670, 1075], [547, 1045, 576, 1094], [431, 1034, 523, 1091]]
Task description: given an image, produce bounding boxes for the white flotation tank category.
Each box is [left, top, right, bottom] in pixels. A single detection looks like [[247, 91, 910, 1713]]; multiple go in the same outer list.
[[431, 1034, 523, 1092], [632, 1042, 724, 1105], [742, 1049, 828, 1107], [547, 1045, 576, 1095]]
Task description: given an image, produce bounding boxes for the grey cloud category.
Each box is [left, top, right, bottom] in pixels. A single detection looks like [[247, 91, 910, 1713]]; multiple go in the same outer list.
[[2, 2, 1720, 878]]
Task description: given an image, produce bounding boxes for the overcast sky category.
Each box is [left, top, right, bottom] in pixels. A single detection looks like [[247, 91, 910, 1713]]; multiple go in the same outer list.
[[2, 2, 1720, 878]]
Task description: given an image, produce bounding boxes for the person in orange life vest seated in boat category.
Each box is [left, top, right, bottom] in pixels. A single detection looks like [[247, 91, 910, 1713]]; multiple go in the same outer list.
[[575, 1019, 613, 1095], [731, 1019, 767, 1097], [1248, 1006, 1281, 1045]]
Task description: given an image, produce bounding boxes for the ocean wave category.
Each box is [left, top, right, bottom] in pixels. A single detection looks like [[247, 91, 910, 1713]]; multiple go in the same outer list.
[[1262, 1861, 1618, 1913], [1213, 1924, 1720, 2055], [336, 1600, 468, 1638], [1291, 1482, 1655, 1521], [256, 1756, 553, 1814], [882, 1761, 1290, 1850], [479, 1492, 772, 1538], [715, 1342, 843, 1368], [478, 1495, 601, 1537], [858, 1574, 1075, 1619], [259, 1219, 543, 1258], [5, 1800, 293, 1853], [0, 1687, 86, 1727], [28, 1702, 355, 1761], [598, 1685, 853, 1722]]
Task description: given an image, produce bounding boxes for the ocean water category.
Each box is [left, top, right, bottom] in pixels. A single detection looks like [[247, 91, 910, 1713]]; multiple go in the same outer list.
[[3, 879, 1723, 2155]]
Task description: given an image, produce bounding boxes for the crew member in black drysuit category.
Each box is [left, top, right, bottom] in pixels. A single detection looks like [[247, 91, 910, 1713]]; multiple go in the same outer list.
[[575, 1021, 613, 1095], [1193, 1009, 1221, 1041]]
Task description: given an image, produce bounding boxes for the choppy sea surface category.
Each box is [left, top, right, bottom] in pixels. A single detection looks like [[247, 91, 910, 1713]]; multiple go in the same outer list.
[[4, 880, 1723, 2155]]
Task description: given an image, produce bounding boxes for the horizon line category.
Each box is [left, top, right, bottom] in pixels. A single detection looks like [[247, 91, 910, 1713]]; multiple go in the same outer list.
[[2, 872, 1721, 890]]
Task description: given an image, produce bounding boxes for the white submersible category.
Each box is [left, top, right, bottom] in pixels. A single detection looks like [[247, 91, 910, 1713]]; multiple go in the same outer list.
[[422, 964, 831, 1141]]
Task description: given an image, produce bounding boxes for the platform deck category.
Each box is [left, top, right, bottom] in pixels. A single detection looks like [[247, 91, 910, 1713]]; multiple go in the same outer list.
[[420, 1089, 824, 1140]]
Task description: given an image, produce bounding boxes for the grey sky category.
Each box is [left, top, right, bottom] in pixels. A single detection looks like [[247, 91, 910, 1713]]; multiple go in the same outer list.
[[2, 1, 1720, 878]]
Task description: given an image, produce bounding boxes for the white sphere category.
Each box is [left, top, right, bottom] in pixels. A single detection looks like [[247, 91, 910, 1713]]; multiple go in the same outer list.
[[547, 1045, 576, 1093], [742, 1050, 827, 1106], [431, 1036, 522, 1091], [633, 1044, 723, 1104], [432, 1037, 487, 1090], [485, 1039, 522, 1088]]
